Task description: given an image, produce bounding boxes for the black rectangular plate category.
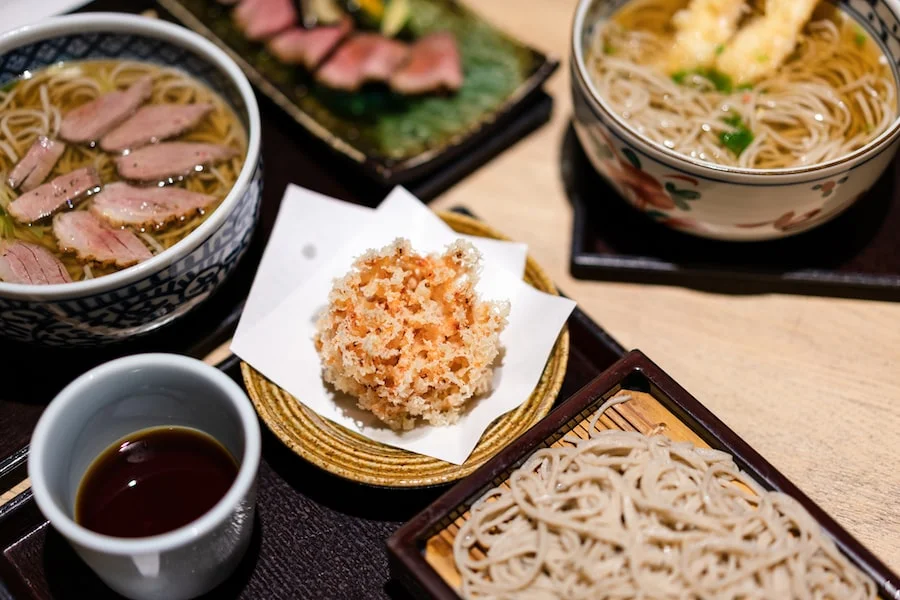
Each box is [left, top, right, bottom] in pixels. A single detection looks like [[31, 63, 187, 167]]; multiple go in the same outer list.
[[157, 0, 559, 184], [387, 350, 900, 600], [564, 125, 900, 302]]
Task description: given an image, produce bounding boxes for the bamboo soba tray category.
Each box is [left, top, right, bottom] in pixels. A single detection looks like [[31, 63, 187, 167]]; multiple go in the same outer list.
[[387, 350, 900, 600]]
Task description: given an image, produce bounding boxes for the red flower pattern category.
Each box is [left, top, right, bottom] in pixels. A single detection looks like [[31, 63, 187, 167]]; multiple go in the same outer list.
[[599, 158, 676, 210]]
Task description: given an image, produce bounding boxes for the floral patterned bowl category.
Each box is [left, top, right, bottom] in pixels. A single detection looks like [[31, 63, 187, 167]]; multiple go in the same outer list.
[[0, 14, 262, 346], [570, 0, 900, 241]]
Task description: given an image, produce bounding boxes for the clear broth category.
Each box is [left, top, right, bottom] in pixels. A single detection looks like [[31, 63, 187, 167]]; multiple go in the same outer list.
[[0, 59, 247, 282]]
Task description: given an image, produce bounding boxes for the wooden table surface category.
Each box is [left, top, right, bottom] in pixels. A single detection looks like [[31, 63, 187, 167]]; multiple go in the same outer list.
[[430, 0, 900, 573], [1, 0, 897, 579]]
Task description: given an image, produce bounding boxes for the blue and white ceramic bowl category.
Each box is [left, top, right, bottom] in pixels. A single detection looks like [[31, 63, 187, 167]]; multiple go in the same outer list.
[[0, 13, 262, 346], [571, 0, 900, 241]]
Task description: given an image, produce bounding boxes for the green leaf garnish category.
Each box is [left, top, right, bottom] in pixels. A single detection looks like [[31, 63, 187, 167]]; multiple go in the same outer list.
[[719, 113, 754, 156], [671, 68, 733, 93]]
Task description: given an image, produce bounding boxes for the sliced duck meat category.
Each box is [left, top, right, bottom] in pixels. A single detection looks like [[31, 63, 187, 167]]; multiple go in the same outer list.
[[0, 241, 71, 285], [268, 17, 353, 69], [100, 104, 214, 152], [390, 32, 463, 95], [7, 137, 66, 193], [7, 167, 101, 224], [115, 142, 238, 182], [316, 34, 409, 92], [91, 182, 217, 230], [54, 211, 152, 268], [59, 75, 153, 144], [235, 0, 297, 41]]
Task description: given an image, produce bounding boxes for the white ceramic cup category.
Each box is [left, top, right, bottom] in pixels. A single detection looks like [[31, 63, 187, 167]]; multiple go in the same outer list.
[[28, 354, 261, 600]]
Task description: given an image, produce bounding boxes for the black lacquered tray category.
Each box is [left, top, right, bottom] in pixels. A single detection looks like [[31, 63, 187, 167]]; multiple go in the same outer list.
[[564, 126, 900, 301], [0, 0, 554, 472], [0, 307, 625, 599]]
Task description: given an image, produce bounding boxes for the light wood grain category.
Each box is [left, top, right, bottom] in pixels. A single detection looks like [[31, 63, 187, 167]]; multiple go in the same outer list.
[[427, 0, 900, 573]]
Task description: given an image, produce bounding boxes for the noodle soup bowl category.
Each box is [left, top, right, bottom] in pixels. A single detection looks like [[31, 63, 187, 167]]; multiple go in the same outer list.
[[0, 13, 262, 346], [571, 0, 900, 241]]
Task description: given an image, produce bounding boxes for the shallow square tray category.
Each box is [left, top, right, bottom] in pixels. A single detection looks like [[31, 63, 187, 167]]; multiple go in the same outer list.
[[387, 350, 900, 599]]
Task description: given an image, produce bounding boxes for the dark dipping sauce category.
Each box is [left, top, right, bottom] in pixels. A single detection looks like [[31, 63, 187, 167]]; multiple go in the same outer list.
[[75, 426, 239, 538]]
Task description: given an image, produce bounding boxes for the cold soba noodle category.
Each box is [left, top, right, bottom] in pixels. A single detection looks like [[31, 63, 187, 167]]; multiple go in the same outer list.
[[587, 0, 897, 169], [0, 60, 246, 281], [453, 396, 877, 599]]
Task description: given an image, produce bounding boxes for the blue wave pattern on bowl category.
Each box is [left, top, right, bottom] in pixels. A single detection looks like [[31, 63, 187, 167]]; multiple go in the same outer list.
[[0, 32, 261, 345], [0, 32, 247, 115]]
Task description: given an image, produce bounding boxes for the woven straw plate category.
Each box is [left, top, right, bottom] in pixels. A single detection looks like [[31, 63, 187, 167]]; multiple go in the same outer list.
[[241, 211, 569, 487]]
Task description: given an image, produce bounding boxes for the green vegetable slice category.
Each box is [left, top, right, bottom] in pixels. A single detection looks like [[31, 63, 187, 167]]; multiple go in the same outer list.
[[719, 113, 754, 156], [671, 68, 733, 93]]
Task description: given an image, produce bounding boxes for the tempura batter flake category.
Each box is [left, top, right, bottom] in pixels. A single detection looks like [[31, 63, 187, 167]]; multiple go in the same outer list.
[[314, 238, 509, 430]]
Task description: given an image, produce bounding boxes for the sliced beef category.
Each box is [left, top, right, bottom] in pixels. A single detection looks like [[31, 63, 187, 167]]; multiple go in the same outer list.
[[235, 0, 297, 41], [115, 142, 238, 182], [316, 34, 409, 91], [268, 17, 353, 69], [100, 104, 214, 152], [53, 211, 152, 268], [59, 76, 153, 144], [7, 136, 66, 192], [389, 32, 463, 95], [7, 167, 101, 224], [0, 241, 71, 285], [91, 182, 217, 230]]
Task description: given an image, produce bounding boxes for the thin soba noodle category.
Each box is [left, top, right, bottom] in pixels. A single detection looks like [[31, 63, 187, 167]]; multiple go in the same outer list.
[[588, 0, 897, 169], [0, 60, 246, 281], [453, 395, 877, 599]]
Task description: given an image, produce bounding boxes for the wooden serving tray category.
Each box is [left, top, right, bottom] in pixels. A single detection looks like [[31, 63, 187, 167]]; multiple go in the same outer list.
[[563, 126, 900, 302], [0, 308, 623, 599], [387, 351, 900, 600]]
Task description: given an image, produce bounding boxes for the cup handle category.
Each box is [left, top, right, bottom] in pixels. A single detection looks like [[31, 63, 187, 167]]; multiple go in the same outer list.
[[132, 553, 160, 577]]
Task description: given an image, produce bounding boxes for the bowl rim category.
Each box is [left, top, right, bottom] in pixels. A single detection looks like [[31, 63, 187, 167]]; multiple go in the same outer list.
[[27, 353, 262, 555], [570, 0, 900, 179], [0, 12, 261, 301]]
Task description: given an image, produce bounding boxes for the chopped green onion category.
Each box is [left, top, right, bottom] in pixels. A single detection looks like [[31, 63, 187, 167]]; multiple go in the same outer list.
[[715, 44, 725, 56], [719, 113, 754, 156], [736, 83, 754, 91], [855, 30, 867, 48], [603, 44, 616, 55], [671, 67, 733, 93], [756, 53, 769, 63]]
